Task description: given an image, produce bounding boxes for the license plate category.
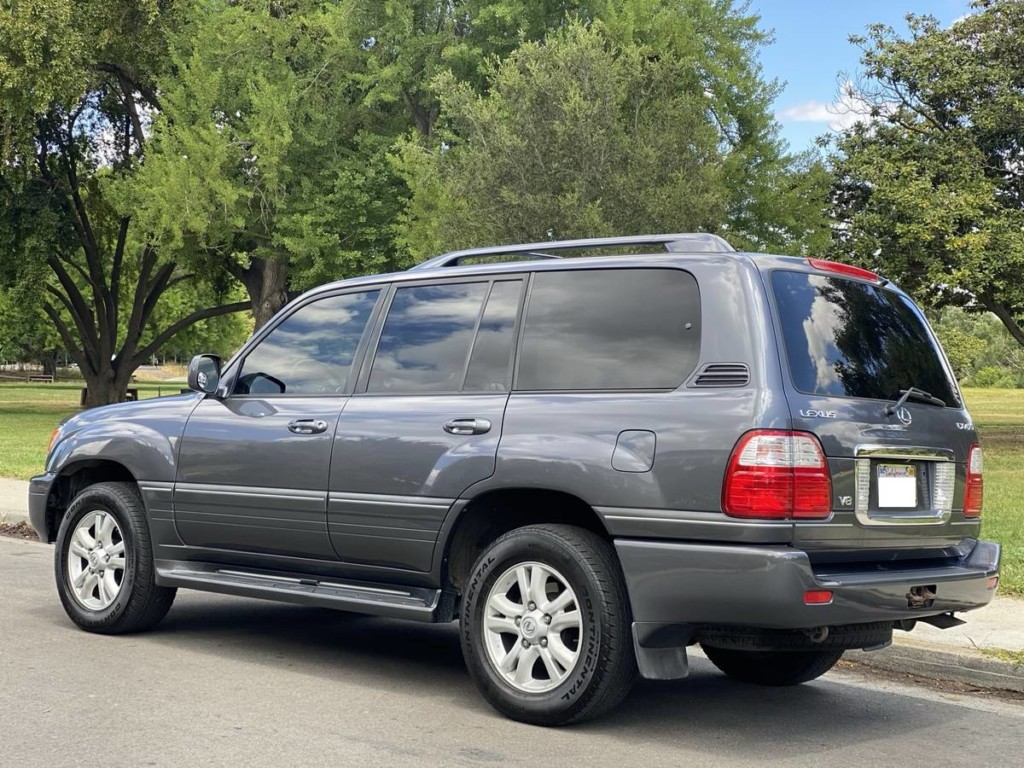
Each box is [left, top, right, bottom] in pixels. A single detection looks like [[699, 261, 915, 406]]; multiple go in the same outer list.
[[877, 464, 917, 508]]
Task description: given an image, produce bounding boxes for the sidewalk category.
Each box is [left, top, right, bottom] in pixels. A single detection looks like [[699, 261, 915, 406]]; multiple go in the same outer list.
[[1, 474, 1021, 690], [0, 477, 29, 525]]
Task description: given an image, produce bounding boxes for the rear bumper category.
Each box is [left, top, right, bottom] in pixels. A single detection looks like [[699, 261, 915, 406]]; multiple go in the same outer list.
[[28, 472, 56, 541], [615, 538, 1000, 630]]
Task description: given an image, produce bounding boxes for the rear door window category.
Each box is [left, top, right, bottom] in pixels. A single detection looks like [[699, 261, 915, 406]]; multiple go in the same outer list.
[[464, 280, 523, 392], [367, 282, 489, 393], [516, 268, 701, 391], [771, 270, 958, 404]]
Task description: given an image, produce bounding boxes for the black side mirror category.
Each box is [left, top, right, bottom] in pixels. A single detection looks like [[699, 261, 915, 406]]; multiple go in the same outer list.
[[187, 354, 222, 395]]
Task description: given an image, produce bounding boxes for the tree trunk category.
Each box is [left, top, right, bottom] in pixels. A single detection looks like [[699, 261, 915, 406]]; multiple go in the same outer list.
[[81, 366, 123, 408], [236, 257, 290, 329], [41, 351, 59, 378]]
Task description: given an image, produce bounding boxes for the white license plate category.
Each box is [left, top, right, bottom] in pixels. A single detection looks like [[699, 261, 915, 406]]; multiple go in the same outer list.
[[877, 464, 917, 508]]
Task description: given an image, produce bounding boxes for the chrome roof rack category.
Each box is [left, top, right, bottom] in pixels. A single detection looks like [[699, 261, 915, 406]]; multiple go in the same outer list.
[[409, 233, 734, 271]]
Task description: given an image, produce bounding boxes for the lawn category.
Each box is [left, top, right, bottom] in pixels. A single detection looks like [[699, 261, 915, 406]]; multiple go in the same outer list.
[[0, 383, 1021, 592], [961, 388, 1024, 596], [0, 382, 178, 479]]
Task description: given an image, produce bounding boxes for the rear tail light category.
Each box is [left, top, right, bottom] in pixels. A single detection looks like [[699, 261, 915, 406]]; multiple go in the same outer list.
[[807, 258, 881, 284], [964, 443, 983, 518], [723, 430, 832, 519]]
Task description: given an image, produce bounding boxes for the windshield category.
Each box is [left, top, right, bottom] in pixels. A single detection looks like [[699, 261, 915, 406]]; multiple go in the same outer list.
[[771, 270, 959, 405]]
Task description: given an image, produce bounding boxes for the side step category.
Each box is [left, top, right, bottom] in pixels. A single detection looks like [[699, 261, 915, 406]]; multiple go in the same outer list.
[[155, 560, 441, 622]]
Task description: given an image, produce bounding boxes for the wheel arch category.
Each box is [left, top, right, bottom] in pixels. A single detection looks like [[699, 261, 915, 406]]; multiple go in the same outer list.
[[43, 460, 138, 542], [437, 487, 613, 594]]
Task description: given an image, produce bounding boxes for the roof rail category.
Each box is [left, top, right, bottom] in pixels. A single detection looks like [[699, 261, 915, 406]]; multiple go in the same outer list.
[[409, 233, 734, 271]]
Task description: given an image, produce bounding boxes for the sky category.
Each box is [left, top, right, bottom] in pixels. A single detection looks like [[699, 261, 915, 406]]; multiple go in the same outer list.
[[749, 0, 974, 153]]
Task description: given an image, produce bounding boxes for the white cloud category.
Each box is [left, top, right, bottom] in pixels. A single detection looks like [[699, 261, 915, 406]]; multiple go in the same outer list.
[[778, 80, 889, 133]]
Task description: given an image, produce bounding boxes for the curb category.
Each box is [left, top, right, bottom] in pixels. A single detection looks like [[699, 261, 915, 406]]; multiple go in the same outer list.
[[847, 637, 1024, 693], [0, 508, 29, 526], [0, 477, 31, 527]]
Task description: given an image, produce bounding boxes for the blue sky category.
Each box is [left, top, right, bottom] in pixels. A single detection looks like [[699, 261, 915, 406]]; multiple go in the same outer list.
[[749, 0, 973, 153]]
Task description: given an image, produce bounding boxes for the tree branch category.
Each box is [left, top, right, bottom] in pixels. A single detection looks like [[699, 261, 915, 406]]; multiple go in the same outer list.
[[139, 262, 176, 327], [125, 245, 158, 353], [46, 256, 101, 358], [95, 62, 162, 111], [41, 303, 90, 374], [979, 292, 1024, 347], [132, 302, 251, 367], [110, 218, 130, 330]]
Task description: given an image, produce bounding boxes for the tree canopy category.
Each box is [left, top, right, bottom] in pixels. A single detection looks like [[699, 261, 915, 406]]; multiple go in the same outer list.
[[0, 0, 247, 404], [397, 9, 830, 257], [137, 0, 408, 328], [829, 0, 1024, 347]]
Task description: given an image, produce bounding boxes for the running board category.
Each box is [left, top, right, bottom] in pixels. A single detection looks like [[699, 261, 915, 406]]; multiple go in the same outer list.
[[155, 560, 441, 621]]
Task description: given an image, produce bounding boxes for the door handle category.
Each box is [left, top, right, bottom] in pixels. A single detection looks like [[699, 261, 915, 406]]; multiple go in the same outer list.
[[287, 419, 329, 435], [443, 418, 492, 436]]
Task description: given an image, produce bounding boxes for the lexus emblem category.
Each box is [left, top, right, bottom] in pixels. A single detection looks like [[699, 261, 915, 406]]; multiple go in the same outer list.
[[895, 407, 912, 426]]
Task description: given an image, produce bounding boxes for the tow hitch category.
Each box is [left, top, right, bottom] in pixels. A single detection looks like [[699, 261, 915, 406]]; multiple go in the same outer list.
[[906, 585, 937, 609]]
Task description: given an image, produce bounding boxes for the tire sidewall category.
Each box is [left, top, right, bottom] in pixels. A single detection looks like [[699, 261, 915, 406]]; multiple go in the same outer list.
[[461, 531, 605, 723], [55, 487, 139, 629]]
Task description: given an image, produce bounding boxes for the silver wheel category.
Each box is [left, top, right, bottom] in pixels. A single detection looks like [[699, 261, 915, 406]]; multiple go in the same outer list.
[[482, 561, 582, 693], [66, 510, 126, 611]]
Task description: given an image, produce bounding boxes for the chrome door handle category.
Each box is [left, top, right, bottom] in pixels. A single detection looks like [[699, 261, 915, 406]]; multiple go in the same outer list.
[[443, 418, 492, 436], [288, 419, 329, 435]]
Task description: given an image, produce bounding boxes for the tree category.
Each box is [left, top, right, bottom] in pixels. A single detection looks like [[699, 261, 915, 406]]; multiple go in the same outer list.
[[396, 14, 827, 257], [351, 0, 605, 139], [138, 0, 407, 329], [828, 0, 1024, 347], [0, 286, 63, 375], [0, 0, 248, 405]]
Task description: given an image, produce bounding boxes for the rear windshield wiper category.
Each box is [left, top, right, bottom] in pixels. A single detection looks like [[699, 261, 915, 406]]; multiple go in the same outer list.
[[885, 386, 947, 415]]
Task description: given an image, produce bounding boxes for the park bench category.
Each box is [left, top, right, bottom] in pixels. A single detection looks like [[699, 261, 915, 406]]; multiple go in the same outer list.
[[27, 374, 54, 383]]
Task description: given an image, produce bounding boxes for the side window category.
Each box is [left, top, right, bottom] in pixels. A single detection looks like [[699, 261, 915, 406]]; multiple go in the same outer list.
[[516, 269, 700, 390], [367, 282, 489, 393], [234, 290, 380, 396], [464, 280, 523, 392]]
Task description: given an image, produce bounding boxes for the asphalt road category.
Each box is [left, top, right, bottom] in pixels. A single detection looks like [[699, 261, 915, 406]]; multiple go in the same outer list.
[[3, 536, 1023, 768]]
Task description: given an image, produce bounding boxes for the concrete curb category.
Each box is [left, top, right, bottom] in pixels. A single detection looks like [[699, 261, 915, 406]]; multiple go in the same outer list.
[[0, 477, 30, 527], [0, 508, 29, 526], [847, 637, 1024, 693]]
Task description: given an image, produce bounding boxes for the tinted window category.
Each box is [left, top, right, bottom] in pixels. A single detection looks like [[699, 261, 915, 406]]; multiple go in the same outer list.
[[368, 282, 488, 393], [464, 281, 523, 392], [235, 290, 379, 396], [517, 269, 700, 390], [772, 270, 958, 404]]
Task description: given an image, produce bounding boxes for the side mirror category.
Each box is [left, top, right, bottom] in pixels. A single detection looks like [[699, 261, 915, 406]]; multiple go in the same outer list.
[[187, 354, 222, 395]]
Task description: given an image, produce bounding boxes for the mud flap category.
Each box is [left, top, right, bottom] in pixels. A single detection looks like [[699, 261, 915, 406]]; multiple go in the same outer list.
[[632, 623, 691, 680]]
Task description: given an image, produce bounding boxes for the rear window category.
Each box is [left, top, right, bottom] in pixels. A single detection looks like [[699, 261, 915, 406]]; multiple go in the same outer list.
[[771, 270, 958, 405], [516, 268, 700, 391]]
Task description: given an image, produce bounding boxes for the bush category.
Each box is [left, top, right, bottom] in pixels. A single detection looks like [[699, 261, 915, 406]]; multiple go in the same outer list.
[[969, 366, 1017, 388]]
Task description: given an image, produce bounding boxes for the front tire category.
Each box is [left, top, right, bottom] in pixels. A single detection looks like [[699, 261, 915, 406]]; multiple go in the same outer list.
[[55, 481, 176, 634], [701, 646, 844, 686], [460, 524, 636, 726]]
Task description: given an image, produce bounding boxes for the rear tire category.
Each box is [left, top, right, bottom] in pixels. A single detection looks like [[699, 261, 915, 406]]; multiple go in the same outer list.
[[460, 524, 636, 725], [55, 481, 176, 634], [701, 645, 843, 686]]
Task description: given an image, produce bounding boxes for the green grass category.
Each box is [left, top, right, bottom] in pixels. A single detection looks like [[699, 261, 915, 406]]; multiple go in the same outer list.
[[980, 647, 1024, 666], [962, 388, 1024, 596], [0, 382, 1021, 593], [0, 382, 178, 479]]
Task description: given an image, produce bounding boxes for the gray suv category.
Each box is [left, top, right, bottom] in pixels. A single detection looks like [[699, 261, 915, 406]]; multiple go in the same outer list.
[[29, 233, 1000, 725]]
